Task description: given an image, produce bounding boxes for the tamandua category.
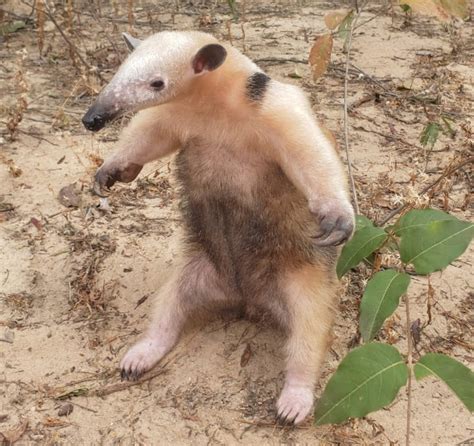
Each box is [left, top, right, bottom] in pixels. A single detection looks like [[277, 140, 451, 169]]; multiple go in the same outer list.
[[82, 31, 355, 425]]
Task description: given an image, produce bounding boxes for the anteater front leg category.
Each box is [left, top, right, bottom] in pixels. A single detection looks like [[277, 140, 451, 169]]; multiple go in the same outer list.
[[93, 108, 180, 197], [120, 252, 232, 380], [276, 264, 338, 425]]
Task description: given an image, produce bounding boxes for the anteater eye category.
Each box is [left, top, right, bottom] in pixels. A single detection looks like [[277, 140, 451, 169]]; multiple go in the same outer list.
[[150, 79, 165, 91]]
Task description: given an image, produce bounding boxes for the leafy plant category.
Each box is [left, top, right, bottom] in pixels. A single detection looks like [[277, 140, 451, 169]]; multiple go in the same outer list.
[[314, 208, 474, 439], [308, 3, 473, 442]]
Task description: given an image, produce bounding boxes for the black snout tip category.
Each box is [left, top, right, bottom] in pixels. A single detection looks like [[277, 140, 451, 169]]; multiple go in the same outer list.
[[82, 112, 106, 132]]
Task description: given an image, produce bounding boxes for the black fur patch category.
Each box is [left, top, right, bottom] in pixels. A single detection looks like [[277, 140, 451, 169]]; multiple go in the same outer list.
[[246, 72, 270, 102]]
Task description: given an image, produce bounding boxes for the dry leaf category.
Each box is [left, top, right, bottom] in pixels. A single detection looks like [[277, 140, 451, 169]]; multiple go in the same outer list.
[[324, 9, 352, 30], [438, 0, 469, 19], [0, 329, 15, 344], [43, 417, 69, 427], [58, 183, 81, 208], [309, 34, 333, 81], [57, 403, 74, 417], [0, 419, 28, 445], [240, 343, 252, 367], [30, 217, 43, 231], [400, 0, 450, 21]]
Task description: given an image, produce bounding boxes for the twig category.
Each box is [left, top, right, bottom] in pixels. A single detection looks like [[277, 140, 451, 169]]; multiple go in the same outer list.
[[92, 367, 167, 397], [342, 3, 366, 214], [378, 156, 473, 226], [63, 400, 98, 414], [237, 418, 310, 429], [254, 56, 307, 65], [23, 0, 105, 83], [405, 292, 413, 446]]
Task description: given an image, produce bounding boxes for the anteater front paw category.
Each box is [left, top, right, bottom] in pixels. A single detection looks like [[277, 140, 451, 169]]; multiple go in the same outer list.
[[310, 199, 354, 246], [93, 161, 143, 197]]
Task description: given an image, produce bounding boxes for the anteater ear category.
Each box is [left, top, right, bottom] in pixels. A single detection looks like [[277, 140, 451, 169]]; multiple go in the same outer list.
[[122, 32, 142, 52], [192, 44, 227, 75]]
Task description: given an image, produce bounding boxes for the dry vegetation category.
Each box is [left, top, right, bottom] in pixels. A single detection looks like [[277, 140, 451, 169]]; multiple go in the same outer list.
[[0, 1, 472, 444]]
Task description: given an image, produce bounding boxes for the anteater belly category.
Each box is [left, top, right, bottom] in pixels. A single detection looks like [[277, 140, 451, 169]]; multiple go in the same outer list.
[[175, 147, 335, 295]]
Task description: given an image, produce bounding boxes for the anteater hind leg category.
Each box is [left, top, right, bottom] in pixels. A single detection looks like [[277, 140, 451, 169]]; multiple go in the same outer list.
[[120, 252, 232, 380], [276, 264, 338, 425]]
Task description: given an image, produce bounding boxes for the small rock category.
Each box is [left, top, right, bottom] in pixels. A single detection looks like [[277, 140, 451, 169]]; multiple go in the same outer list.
[[57, 402, 74, 417]]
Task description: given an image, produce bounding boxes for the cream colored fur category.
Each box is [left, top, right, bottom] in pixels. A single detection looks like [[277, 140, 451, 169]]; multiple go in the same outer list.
[[95, 31, 353, 425]]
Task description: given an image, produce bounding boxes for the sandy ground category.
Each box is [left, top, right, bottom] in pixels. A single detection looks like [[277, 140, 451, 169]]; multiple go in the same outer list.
[[0, 1, 473, 444]]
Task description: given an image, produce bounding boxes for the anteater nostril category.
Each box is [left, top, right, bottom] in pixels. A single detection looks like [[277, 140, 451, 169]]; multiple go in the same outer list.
[[82, 112, 105, 131]]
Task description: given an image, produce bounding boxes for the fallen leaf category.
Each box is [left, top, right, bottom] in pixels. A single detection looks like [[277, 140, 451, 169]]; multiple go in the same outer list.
[[240, 343, 252, 367], [0, 419, 28, 445], [57, 403, 74, 417], [30, 217, 43, 231], [0, 20, 26, 36], [135, 295, 149, 309], [58, 183, 81, 208], [0, 329, 14, 344], [287, 67, 302, 79], [308, 34, 333, 81], [0, 203, 14, 212], [43, 417, 69, 428]]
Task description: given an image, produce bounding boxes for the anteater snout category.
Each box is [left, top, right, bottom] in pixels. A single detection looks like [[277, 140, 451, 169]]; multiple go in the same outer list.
[[82, 107, 107, 132], [82, 100, 121, 132]]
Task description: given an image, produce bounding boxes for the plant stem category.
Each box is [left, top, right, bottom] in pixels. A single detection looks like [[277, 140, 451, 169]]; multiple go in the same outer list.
[[342, 2, 367, 215], [405, 292, 413, 446]]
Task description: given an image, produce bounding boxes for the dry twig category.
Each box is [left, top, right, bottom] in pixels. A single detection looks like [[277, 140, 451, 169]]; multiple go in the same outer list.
[[379, 156, 474, 226]]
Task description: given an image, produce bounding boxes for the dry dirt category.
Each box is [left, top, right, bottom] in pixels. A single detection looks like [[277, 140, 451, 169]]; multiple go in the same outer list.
[[0, 1, 473, 445]]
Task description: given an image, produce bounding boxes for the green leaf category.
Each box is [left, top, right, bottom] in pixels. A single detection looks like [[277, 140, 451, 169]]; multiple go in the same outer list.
[[226, 0, 238, 18], [0, 20, 26, 36], [360, 270, 411, 342], [314, 343, 408, 425], [441, 115, 456, 138], [420, 122, 440, 147], [394, 208, 456, 235], [396, 209, 474, 274], [336, 11, 354, 41], [336, 226, 388, 278], [415, 353, 474, 411], [324, 9, 353, 30], [400, 3, 412, 12], [356, 215, 374, 230]]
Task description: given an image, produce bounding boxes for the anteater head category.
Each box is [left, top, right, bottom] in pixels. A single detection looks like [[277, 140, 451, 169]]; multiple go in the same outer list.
[[82, 31, 227, 132]]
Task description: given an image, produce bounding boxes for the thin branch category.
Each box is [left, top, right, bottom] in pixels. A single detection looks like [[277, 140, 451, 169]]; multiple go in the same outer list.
[[405, 292, 413, 446], [378, 156, 473, 226], [19, 0, 106, 83], [342, 3, 366, 214]]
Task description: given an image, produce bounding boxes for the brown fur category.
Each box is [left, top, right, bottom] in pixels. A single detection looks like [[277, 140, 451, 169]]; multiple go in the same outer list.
[[175, 137, 338, 327]]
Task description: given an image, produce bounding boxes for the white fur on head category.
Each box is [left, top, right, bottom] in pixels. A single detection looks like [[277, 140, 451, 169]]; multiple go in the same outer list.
[[96, 31, 223, 116]]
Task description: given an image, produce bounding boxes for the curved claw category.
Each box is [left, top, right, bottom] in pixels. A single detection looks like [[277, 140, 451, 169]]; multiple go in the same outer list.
[[312, 216, 354, 247], [92, 179, 111, 198]]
